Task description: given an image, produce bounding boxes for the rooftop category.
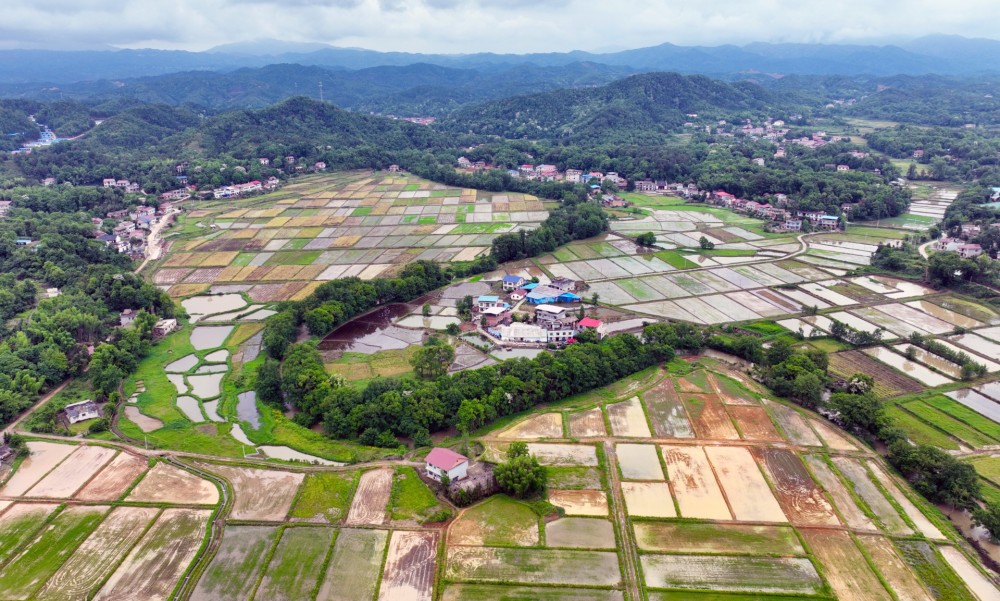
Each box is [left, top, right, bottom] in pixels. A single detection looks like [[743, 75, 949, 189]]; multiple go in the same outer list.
[[426, 447, 468, 471]]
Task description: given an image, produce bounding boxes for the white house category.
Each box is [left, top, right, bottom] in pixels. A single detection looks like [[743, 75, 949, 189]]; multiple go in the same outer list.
[[425, 447, 469, 482], [64, 400, 100, 424]]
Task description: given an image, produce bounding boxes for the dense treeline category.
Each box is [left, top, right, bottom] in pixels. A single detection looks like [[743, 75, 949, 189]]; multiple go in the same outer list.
[[866, 126, 1000, 181], [490, 202, 608, 262]]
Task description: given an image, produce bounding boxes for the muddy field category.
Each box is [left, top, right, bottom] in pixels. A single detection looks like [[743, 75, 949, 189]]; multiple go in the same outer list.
[[634, 522, 803, 555], [76, 453, 148, 502], [1, 441, 76, 496], [377, 530, 438, 601], [829, 350, 922, 398], [446, 547, 620, 586], [36, 506, 159, 601], [661, 445, 731, 520], [568, 408, 606, 437], [868, 463, 944, 539], [938, 545, 1000, 600], [124, 406, 164, 432], [810, 419, 859, 451], [449, 497, 539, 547], [191, 526, 280, 601], [0, 502, 60, 565], [547, 489, 608, 517], [127, 463, 219, 505], [856, 535, 934, 601], [525, 443, 599, 466], [201, 464, 303, 521], [256, 527, 334, 601], [442, 585, 623, 601], [27, 446, 117, 498], [499, 413, 563, 439], [800, 529, 893, 600], [752, 448, 838, 526], [620, 482, 675, 518], [727, 406, 783, 441], [545, 517, 616, 549], [640, 554, 822, 595], [831, 457, 911, 535], [801, 455, 876, 531], [606, 396, 651, 437], [705, 446, 785, 522], [680, 394, 740, 440], [640, 380, 694, 438], [761, 399, 822, 446], [345, 468, 392, 525], [315, 529, 387, 601], [96, 508, 211, 601], [616, 444, 664, 480]]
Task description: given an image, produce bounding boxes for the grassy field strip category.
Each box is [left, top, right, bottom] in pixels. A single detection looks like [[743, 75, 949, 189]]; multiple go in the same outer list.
[[446, 547, 621, 586], [289, 471, 357, 522], [449, 496, 539, 547], [190, 525, 280, 601], [925, 395, 1000, 440], [856, 534, 935, 601], [441, 584, 624, 601], [800, 529, 893, 600], [831, 457, 912, 535], [0, 502, 59, 566], [254, 526, 335, 601], [894, 540, 978, 601], [900, 401, 997, 448], [316, 528, 388, 601], [633, 522, 803, 555], [640, 554, 823, 595]]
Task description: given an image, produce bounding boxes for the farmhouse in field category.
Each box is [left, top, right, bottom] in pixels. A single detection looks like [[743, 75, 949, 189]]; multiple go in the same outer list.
[[425, 447, 469, 482], [154, 318, 178, 337], [64, 400, 100, 424]]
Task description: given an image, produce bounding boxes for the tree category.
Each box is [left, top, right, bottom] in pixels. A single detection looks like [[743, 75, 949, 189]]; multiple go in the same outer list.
[[829, 392, 887, 436], [846, 373, 875, 395], [494, 441, 546, 498], [888, 442, 980, 509], [973, 502, 1000, 543], [422, 303, 432, 317], [636, 232, 657, 247], [411, 341, 456, 379], [699, 235, 715, 250]]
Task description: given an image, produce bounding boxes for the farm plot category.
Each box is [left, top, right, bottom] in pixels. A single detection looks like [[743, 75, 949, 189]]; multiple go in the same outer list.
[[256, 526, 335, 601], [525, 443, 598, 466], [925, 395, 1000, 440], [831, 457, 911, 535], [616, 443, 664, 480], [0, 502, 59, 565], [902, 401, 995, 448], [548, 489, 609, 517], [905, 300, 984, 329], [26, 445, 117, 498], [0, 441, 76, 496], [705, 446, 786, 522], [377, 530, 438, 601], [938, 546, 1000, 601], [289, 471, 356, 522], [634, 522, 803, 555], [442, 584, 623, 601], [868, 463, 944, 539], [950, 333, 1000, 362], [545, 517, 616, 549], [829, 350, 922, 398], [752, 447, 838, 526], [345, 468, 392, 525], [862, 347, 954, 387], [856, 535, 934, 601], [446, 547, 620, 587], [0, 505, 107, 600], [801, 455, 876, 531], [449, 495, 539, 547], [200, 464, 303, 521], [606, 396, 652, 437], [661, 445, 731, 520], [641, 379, 694, 437], [680, 393, 740, 440], [191, 525, 280, 601], [947, 389, 1000, 423], [799, 529, 892, 601], [127, 462, 219, 504], [893, 344, 963, 379], [620, 482, 675, 518], [76, 452, 148, 501], [499, 413, 563, 439], [761, 399, 822, 446], [853, 306, 928, 337], [568, 408, 606, 437], [36, 507, 160, 601], [96, 508, 211, 601], [316, 528, 388, 601], [727, 406, 783, 441], [895, 540, 978, 601], [640, 554, 823, 595], [810, 419, 860, 451]]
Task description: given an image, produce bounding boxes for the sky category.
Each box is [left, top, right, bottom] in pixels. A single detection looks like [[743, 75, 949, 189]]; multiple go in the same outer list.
[[1, 0, 998, 53]]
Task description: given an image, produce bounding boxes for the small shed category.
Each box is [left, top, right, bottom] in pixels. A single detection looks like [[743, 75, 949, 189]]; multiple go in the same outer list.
[[64, 400, 100, 424], [426, 448, 469, 482]]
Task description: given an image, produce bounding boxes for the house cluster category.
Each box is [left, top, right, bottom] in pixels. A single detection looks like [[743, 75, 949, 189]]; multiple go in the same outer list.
[[102, 178, 141, 193], [454, 158, 629, 188], [935, 237, 984, 259], [94, 204, 166, 257], [212, 180, 265, 199], [633, 180, 703, 197], [709, 191, 840, 231]]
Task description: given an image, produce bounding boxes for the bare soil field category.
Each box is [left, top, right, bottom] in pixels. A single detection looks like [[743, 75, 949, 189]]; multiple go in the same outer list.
[[709, 373, 758, 406], [316, 528, 388, 601], [525, 443, 599, 466], [200, 464, 303, 521], [449, 496, 539, 547], [801, 455, 876, 531], [661, 445, 731, 520], [809, 419, 859, 451], [26, 445, 117, 498], [442, 584, 623, 601], [728, 406, 783, 441], [856, 535, 934, 601], [639, 554, 823, 595], [96, 508, 211, 601], [868, 463, 944, 539], [568, 408, 606, 437], [752, 448, 838, 526], [761, 399, 822, 446], [124, 406, 164, 432], [620, 482, 675, 518], [705, 446, 786, 522], [36, 506, 159, 601], [345, 468, 392, 525], [831, 457, 911, 535], [126, 462, 220, 505], [606, 396, 652, 437], [76, 453, 148, 501], [634, 522, 803, 555], [377, 530, 439, 601], [0, 441, 76, 496], [641, 380, 694, 438], [547, 489, 608, 516], [191, 525, 280, 601], [616, 443, 664, 480], [446, 546, 620, 586], [680, 394, 740, 440], [545, 517, 616, 549], [800, 529, 893, 600], [499, 413, 563, 439]]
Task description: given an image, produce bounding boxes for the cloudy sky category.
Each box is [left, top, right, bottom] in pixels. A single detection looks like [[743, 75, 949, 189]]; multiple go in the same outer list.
[[2, 0, 997, 52]]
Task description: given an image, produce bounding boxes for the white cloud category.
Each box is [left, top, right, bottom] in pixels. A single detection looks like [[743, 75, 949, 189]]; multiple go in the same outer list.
[[0, 0, 998, 52]]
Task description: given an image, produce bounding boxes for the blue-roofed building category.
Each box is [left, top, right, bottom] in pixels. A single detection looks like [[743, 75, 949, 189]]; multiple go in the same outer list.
[[502, 274, 526, 291], [522, 282, 539, 291], [526, 286, 582, 305]]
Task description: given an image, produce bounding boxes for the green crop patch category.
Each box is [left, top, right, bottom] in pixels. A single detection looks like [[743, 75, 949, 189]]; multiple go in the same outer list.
[[290, 472, 357, 522], [634, 523, 804, 555], [190, 525, 280, 601], [389, 466, 446, 522]]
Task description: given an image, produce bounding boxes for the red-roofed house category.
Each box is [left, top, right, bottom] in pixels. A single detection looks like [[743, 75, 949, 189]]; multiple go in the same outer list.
[[577, 317, 606, 339], [425, 447, 469, 482]]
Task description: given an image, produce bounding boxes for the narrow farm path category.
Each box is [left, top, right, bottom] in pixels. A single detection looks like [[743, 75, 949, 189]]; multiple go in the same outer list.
[[918, 238, 934, 259], [603, 441, 643, 601], [1, 379, 70, 438]]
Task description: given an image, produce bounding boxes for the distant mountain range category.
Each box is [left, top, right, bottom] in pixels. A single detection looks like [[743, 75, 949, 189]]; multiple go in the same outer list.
[[0, 35, 998, 85]]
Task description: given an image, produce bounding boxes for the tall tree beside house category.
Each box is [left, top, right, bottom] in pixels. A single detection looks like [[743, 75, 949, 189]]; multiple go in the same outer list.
[[494, 442, 546, 499]]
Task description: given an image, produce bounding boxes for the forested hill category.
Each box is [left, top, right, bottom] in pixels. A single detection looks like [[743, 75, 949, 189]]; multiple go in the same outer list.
[[439, 72, 786, 143]]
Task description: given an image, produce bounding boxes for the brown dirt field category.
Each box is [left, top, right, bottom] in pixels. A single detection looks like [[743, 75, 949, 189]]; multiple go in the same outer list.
[[185, 268, 225, 284], [248, 266, 274, 281], [198, 464, 303, 521], [291, 281, 322, 301], [801, 455, 876, 532], [799, 529, 893, 601], [277, 282, 307, 299], [676, 375, 710, 393], [126, 463, 219, 505], [248, 284, 284, 302], [26, 445, 117, 498], [345, 468, 392, 525], [606, 397, 652, 438], [153, 269, 191, 285], [35, 506, 160, 601], [705, 446, 786, 523], [1, 441, 76, 496], [548, 489, 608, 517], [661, 445, 732, 521], [167, 284, 210, 298], [728, 406, 783, 442], [680, 394, 740, 440], [620, 482, 675, 518], [708, 373, 757, 406], [810, 419, 860, 451], [752, 448, 839, 527], [377, 530, 438, 601], [569, 409, 606, 437], [76, 453, 148, 502], [829, 350, 922, 398], [216, 265, 244, 281], [641, 380, 694, 438], [267, 265, 305, 281], [124, 407, 163, 432], [294, 264, 327, 280], [162, 253, 192, 267], [761, 399, 822, 446], [96, 508, 211, 601], [498, 413, 563, 439], [856, 535, 935, 601]]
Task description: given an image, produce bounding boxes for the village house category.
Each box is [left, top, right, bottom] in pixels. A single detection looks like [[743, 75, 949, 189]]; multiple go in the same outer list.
[[913, 149, 925, 159], [816, 215, 841, 231], [959, 244, 984, 259], [960, 224, 982, 238], [64, 400, 100, 425], [480, 306, 509, 327], [489, 322, 547, 343], [425, 448, 469, 482], [120, 309, 137, 327], [635, 180, 657, 192], [752, 158, 765, 166], [780, 219, 803, 232], [476, 295, 505, 311], [837, 164, 850, 172], [549, 277, 577, 292], [114, 221, 136, 235], [526, 285, 581, 305], [457, 156, 472, 169], [102, 178, 117, 188], [576, 317, 605, 339], [154, 318, 178, 337], [266, 176, 281, 189], [501, 274, 526, 291], [42, 177, 57, 186], [565, 169, 583, 183], [259, 157, 270, 166], [313, 161, 327, 172], [46, 288, 60, 299], [935, 237, 963, 252], [510, 288, 528, 302], [125, 182, 140, 193]]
